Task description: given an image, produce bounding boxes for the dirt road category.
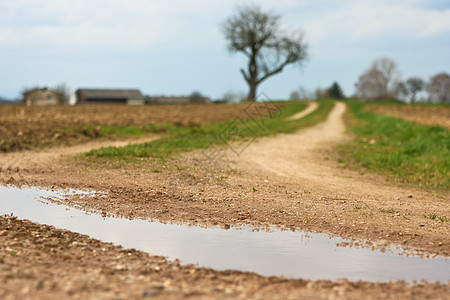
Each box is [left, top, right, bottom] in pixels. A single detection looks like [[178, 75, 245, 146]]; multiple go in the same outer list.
[[0, 135, 160, 174], [286, 101, 319, 120], [239, 102, 431, 203], [227, 102, 448, 254], [241, 101, 346, 179], [1, 102, 449, 299]]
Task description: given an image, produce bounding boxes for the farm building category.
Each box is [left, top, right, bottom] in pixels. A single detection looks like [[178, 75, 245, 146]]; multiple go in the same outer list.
[[148, 95, 212, 104], [76, 89, 145, 105], [23, 88, 59, 106]]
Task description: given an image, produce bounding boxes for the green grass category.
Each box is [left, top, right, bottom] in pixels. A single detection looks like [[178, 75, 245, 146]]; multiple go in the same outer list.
[[424, 214, 449, 222], [426, 213, 437, 220], [438, 216, 449, 222], [52, 124, 169, 141], [340, 101, 450, 189], [100, 124, 169, 136], [83, 100, 334, 161]]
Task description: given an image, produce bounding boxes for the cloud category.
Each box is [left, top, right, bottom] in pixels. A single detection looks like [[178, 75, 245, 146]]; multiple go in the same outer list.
[[0, 0, 222, 51], [2, 0, 449, 52], [302, 1, 450, 43], [1, 0, 449, 99]]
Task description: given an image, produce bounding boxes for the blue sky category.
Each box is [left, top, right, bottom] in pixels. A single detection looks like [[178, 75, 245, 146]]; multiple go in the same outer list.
[[1, 0, 449, 100]]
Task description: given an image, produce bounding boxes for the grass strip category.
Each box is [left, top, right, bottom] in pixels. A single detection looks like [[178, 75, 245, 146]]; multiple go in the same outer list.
[[83, 100, 334, 161], [339, 101, 450, 189]]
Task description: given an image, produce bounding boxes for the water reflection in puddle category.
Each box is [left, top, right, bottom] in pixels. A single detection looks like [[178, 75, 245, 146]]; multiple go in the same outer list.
[[0, 185, 448, 283]]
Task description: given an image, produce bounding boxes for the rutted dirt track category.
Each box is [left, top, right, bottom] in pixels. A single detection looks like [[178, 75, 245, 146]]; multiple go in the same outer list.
[[239, 102, 446, 214], [0, 136, 160, 173], [1, 102, 449, 299], [286, 101, 318, 120], [241, 101, 347, 180]]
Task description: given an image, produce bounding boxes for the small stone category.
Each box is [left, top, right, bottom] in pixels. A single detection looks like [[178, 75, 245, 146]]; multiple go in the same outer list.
[[114, 264, 127, 271], [142, 289, 159, 298], [408, 195, 413, 198], [150, 284, 165, 290], [306, 282, 316, 289]]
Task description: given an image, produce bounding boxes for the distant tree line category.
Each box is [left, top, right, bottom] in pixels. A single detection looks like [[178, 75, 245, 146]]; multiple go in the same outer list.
[[290, 82, 345, 101], [289, 57, 449, 104], [354, 57, 450, 103]]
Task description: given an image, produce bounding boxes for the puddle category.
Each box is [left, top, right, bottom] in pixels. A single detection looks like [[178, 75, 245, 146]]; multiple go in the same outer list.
[[0, 185, 448, 283]]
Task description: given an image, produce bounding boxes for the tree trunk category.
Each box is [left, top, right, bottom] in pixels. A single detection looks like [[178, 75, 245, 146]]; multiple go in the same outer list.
[[247, 81, 257, 101], [246, 52, 258, 101]]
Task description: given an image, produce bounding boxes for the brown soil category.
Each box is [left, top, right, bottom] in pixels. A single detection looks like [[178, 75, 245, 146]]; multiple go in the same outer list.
[[1, 102, 449, 299], [365, 104, 450, 129], [0, 102, 281, 152], [3, 216, 448, 300]]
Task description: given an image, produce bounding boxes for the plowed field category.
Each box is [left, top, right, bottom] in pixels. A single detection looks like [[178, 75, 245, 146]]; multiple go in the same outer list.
[[0, 103, 281, 152], [365, 104, 450, 129]]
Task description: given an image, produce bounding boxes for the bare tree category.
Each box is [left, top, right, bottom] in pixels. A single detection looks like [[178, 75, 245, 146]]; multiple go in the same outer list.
[[395, 81, 408, 101], [189, 91, 203, 103], [355, 57, 401, 100], [222, 90, 247, 103], [222, 5, 308, 101], [405, 77, 424, 103], [314, 87, 329, 99], [372, 57, 401, 98], [53, 83, 70, 104], [289, 90, 300, 100], [289, 86, 312, 100], [427, 72, 450, 104], [355, 68, 383, 100]]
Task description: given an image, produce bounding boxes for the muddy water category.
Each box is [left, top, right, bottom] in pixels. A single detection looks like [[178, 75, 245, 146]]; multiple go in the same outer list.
[[0, 185, 448, 283]]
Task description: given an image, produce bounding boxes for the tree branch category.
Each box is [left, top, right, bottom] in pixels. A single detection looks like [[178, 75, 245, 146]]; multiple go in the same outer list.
[[240, 68, 250, 83], [256, 60, 289, 84]]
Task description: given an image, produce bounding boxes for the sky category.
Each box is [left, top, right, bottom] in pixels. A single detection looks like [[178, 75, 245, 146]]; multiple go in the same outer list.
[[1, 0, 449, 101]]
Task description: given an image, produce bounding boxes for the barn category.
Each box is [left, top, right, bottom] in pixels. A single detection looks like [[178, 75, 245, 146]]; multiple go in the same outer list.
[[75, 89, 145, 105], [23, 88, 60, 106]]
